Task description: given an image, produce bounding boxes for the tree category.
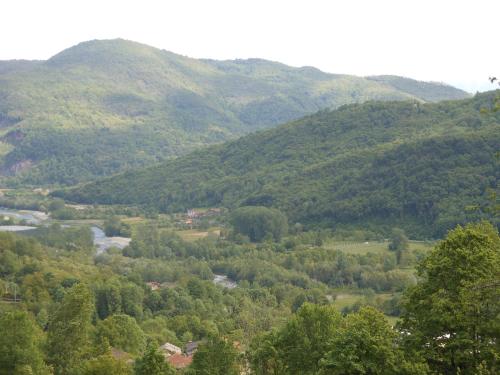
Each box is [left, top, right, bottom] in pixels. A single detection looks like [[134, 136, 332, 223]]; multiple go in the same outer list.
[[96, 279, 122, 319], [104, 216, 131, 237], [0, 311, 50, 375], [48, 198, 65, 212], [281, 304, 341, 374], [388, 228, 409, 264], [81, 350, 133, 375], [47, 283, 94, 374], [487, 77, 499, 112], [248, 331, 287, 375], [188, 335, 241, 375], [134, 342, 175, 375], [400, 222, 500, 374], [96, 314, 146, 355], [320, 307, 428, 374], [230, 206, 288, 242]]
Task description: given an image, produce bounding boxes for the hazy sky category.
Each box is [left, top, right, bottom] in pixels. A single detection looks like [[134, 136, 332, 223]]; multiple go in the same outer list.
[[1, 0, 499, 92]]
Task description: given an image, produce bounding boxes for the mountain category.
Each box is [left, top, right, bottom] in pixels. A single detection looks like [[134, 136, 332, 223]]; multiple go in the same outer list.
[[59, 92, 500, 238], [0, 39, 470, 185]]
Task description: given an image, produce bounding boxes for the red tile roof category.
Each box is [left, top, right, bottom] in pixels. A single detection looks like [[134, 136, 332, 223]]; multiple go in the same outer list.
[[167, 353, 193, 369]]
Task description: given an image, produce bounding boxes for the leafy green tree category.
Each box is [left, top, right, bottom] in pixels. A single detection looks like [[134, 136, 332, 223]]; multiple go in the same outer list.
[[47, 283, 94, 374], [81, 351, 133, 375], [188, 335, 240, 375], [248, 331, 287, 375], [120, 282, 145, 320], [273, 304, 341, 375], [320, 307, 428, 374], [187, 278, 205, 299], [104, 216, 131, 237], [230, 206, 288, 242], [48, 199, 65, 212], [96, 314, 146, 355], [400, 222, 500, 374], [388, 228, 409, 264], [0, 311, 50, 375], [96, 279, 122, 319], [134, 342, 175, 375]]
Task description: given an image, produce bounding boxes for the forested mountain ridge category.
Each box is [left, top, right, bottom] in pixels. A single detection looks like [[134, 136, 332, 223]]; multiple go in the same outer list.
[[60, 92, 500, 237], [0, 39, 469, 185]]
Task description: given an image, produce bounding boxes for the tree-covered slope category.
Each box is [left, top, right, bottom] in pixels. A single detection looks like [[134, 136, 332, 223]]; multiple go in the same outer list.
[[0, 39, 469, 185], [60, 92, 499, 237]]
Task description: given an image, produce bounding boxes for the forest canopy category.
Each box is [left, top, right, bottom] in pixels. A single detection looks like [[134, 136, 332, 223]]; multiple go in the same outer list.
[[61, 91, 500, 238]]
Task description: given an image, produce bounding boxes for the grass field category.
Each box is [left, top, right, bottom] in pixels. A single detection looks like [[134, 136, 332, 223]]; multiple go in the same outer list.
[[331, 292, 363, 310], [324, 240, 434, 255], [175, 228, 221, 242], [330, 291, 400, 325]]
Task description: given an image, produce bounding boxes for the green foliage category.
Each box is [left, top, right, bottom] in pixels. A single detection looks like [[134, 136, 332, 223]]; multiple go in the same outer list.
[[134, 342, 175, 375], [0, 39, 468, 185], [1, 201, 497, 374], [80, 351, 133, 375], [367, 75, 470, 102], [0, 311, 50, 375], [48, 199, 65, 212], [104, 216, 131, 237], [320, 307, 427, 374], [47, 283, 95, 374], [388, 228, 409, 252], [64, 92, 499, 238], [248, 304, 427, 375], [273, 304, 341, 375], [95, 279, 144, 320], [31, 223, 93, 251], [400, 222, 500, 374], [188, 336, 241, 375], [388, 228, 409, 264], [96, 314, 146, 355], [231, 206, 288, 242]]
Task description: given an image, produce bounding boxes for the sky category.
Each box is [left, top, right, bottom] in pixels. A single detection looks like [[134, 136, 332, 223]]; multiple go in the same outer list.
[[1, 0, 499, 92]]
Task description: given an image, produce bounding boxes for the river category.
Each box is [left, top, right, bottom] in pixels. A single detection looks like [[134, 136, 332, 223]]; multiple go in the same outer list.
[[91, 226, 131, 255], [0, 208, 48, 224], [213, 274, 237, 289], [0, 207, 130, 254]]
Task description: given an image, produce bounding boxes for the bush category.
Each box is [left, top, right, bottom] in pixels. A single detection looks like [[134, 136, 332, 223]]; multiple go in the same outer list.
[[230, 206, 288, 242]]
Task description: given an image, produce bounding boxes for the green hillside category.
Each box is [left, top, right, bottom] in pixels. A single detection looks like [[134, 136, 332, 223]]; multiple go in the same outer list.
[[60, 92, 500, 238], [0, 39, 469, 185]]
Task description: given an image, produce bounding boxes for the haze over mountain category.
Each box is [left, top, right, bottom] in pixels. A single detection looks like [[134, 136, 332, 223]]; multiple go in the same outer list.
[[60, 91, 499, 238], [0, 39, 469, 185]]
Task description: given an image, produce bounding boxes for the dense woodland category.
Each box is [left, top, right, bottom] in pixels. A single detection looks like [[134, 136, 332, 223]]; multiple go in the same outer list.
[[61, 92, 500, 238], [0, 36, 498, 375], [0, 39, 468, 185], [0, 208, 498, 374]]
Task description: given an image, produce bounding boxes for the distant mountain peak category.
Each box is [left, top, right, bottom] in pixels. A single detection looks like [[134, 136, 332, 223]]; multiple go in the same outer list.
[[0, 39, 472, 185], [46, 38, 175, 67]]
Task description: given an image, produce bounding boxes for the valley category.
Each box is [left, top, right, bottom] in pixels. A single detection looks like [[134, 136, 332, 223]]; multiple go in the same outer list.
[[61, 91, 500, 238], [0, 23, 497, 374]]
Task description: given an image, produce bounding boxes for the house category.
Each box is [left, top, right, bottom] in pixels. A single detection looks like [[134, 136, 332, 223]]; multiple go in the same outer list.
[[187, 209, 200, 219], [185, 341, 199, 356], [167, 353, 193, 369], [146, 281, 161, 291], [159, 342, 182, 357]]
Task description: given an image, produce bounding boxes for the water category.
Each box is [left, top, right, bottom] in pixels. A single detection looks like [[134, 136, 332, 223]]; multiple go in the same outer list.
[[213, 274, 237, 289], [91, 226, 131, 255], [0, 208, 48, 225], [0, 207, 131, 255], [0, 225, 37, 232]]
